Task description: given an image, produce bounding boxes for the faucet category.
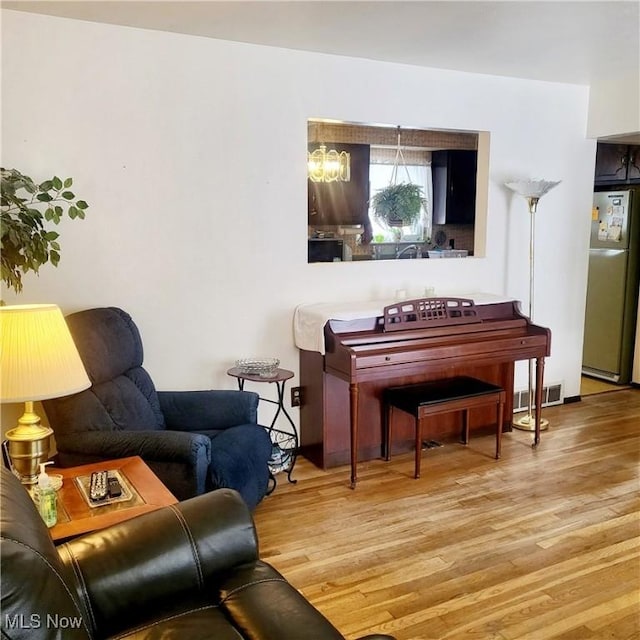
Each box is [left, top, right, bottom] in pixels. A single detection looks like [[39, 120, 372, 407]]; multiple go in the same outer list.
[[396, 244, 418, 259]]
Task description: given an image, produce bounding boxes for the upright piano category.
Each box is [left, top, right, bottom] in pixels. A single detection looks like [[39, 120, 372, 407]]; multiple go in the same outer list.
[[296, 296, 551, 486]]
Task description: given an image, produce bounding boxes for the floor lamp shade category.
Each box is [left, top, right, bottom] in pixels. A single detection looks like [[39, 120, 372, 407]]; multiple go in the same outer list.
[[1, 304, 91, 482]]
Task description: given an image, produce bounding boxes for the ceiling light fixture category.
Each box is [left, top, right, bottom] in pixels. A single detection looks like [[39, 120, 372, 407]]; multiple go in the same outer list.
[[308, 144, 351, 183]]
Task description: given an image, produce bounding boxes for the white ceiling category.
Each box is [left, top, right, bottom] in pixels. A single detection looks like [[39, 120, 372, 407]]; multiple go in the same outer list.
[[3, 1, 640, 140]]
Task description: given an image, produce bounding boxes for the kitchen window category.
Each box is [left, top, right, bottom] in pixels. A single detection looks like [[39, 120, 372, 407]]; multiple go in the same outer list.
[[368, 152, 433, 243]]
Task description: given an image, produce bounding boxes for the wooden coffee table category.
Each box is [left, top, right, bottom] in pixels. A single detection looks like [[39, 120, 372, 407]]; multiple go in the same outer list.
[[46, 456, 177, 542]]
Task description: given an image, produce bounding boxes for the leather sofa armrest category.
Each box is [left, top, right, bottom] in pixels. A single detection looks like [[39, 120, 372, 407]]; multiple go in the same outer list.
[[158, 390, 259, 431], [58, 489, 258, 639], [220, 562, 346, 640], [219, 562, 397, 640]]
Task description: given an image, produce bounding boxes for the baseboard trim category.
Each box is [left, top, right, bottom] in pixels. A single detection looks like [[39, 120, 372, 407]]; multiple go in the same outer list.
[[564, 395, 581, 404]]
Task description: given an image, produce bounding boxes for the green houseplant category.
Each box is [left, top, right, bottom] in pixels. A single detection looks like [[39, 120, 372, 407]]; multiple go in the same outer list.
[[1, 168, 89, 293], [371, 182, 425, 229]]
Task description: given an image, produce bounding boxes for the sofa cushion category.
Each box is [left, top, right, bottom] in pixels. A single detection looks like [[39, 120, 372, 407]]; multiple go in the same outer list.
[[44, 306, 166, 432], [44, 369, 165, 433], [113, 605, 245, 640], [66, 307, 143, 383]]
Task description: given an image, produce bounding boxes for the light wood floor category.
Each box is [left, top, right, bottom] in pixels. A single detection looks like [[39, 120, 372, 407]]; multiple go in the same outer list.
[[253, 389, 640, 640], [580, 376, 631, 396]]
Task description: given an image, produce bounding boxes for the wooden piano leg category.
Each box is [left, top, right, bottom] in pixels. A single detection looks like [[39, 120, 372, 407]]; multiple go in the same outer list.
[[496, 394, 504, 459], [415, 416, 422, 479], [384, 405, 392, 462], [350, 382, 359, 489], [462, 409, 470, 445], [534, 357, 546, 447]]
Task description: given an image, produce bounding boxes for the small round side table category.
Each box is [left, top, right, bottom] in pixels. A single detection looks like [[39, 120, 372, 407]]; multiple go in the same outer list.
[[227, 367, 298, 490]]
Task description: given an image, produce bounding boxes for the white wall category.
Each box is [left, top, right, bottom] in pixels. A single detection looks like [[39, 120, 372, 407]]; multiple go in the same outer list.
[[1, 10, 596, 433], [586, 0, 640, 141], [588, 70, 640, 141]]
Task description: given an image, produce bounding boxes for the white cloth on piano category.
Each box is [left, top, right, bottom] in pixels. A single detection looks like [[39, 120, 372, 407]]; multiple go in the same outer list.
[[293, 293, 515, 354]]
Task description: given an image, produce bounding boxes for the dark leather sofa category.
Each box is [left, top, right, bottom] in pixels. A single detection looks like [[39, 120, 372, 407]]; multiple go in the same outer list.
[[1, 467, 395, 640]]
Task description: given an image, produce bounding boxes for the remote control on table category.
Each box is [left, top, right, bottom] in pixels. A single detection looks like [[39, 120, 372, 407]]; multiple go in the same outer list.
[[89, 471, 108, 502], [108, 475, 122, 498]]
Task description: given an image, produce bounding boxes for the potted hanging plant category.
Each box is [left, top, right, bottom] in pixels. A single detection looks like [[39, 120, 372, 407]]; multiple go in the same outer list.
[[372, 182, 426, 229], [1, 168, 90, 294]]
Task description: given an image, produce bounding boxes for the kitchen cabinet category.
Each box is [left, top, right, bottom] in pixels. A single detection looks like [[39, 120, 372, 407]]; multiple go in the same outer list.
[[432, 150, 477, 225], [594, 143, 640, 185]]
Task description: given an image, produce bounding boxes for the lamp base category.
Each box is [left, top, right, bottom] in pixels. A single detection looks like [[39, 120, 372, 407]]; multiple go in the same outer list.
[[513, 413, 549, 432], [5, 436, 52, 484], [5, 401, 53, 484]]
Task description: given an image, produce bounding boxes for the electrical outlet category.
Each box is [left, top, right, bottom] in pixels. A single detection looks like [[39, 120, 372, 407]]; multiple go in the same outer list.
[[291, 386, 302, 407]]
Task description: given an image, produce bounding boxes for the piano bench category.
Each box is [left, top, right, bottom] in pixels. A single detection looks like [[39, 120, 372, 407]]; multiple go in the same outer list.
[[383, 376, 506, 479]]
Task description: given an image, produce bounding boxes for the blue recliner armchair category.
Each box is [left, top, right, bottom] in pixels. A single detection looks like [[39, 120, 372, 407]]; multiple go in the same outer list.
[[42, 307, 272, 509]]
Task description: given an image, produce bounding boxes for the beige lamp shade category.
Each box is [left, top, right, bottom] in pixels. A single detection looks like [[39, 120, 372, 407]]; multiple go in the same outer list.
[[0, 304, 91, 403]]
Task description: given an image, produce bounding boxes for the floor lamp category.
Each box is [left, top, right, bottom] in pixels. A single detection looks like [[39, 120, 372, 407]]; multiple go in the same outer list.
[[505, 179, 561, 431]]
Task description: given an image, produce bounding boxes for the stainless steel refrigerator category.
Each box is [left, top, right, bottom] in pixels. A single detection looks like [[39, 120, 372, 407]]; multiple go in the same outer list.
[[582, 188, 640, 383]]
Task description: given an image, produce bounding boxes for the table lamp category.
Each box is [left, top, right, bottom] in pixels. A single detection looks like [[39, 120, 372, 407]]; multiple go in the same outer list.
[[1, 304, 91, 483]]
